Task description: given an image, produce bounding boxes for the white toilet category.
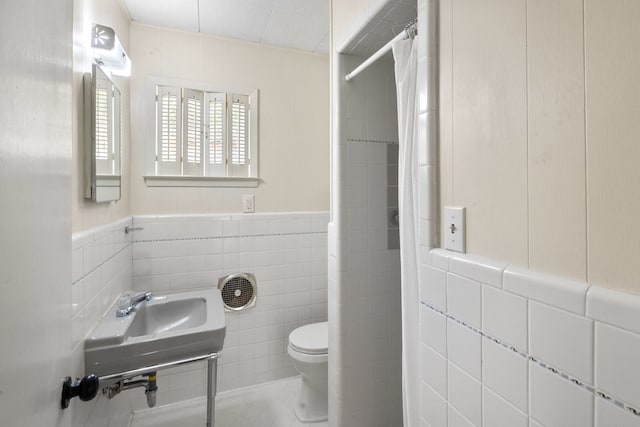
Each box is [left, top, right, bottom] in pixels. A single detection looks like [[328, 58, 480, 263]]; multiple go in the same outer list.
[[288, 321, 328, 423]]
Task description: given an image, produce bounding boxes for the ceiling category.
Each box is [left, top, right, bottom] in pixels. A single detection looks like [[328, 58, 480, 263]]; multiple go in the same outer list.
[[122, 0, 330, 54], [339, 0, 416, 58]]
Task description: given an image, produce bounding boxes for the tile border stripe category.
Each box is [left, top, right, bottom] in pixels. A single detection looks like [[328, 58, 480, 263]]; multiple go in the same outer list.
[[347, 138, 399, 145], [134, 231, 327, 244]]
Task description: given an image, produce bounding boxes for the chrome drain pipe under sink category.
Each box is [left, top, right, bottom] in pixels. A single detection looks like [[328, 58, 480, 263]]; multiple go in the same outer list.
[[98, 353, 220, 426], [105, 371, 157, 408]]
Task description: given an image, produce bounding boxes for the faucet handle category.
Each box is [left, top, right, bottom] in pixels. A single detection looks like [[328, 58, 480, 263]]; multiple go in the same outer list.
[[117, 292, 134, 310]]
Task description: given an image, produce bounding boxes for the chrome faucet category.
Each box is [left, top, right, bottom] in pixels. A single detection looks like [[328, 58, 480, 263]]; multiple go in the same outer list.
[[116, 292, 153, 317]]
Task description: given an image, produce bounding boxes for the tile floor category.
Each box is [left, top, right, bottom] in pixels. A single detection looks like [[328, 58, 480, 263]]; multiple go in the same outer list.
[[129, 377, 328, 427]]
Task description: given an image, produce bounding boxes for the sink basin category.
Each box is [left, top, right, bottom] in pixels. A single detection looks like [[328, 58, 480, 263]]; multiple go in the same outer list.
[[127, 297, 207, 337], [84, 289, 226, 378]]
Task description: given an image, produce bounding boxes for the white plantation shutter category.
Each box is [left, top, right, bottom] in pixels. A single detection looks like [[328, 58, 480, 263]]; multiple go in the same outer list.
[[228, 93, 250, 177], [156, 86, 180, 175], [153, 85, 256, 180], [204, 92, 226, 176], [182, 89, 204, 176], [95, 78, 112, 175]]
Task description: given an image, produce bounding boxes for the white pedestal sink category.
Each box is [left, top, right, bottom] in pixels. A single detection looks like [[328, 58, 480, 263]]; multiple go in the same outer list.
[[84, 288, 226, 426]]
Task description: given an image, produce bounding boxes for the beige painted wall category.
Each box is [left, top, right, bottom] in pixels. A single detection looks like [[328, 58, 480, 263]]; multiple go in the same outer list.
[[129, 24, 330, 215], [71, 0, 131, 232], [439, 0, 640, 294]]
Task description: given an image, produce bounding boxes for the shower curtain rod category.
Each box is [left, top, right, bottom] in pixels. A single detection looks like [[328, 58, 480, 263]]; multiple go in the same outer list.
[[344, 20, 417, 82]]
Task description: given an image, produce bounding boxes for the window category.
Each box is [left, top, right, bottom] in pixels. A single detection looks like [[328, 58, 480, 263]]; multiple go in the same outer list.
[[147, 83, 259, 187]]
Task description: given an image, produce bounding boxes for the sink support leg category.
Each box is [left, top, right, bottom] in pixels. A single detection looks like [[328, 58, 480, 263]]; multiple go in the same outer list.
[[207, 356, 218, 427]]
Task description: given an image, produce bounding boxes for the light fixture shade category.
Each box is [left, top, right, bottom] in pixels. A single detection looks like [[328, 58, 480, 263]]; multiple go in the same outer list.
[[91, 24, 131, 77], [92, 24, 115, 50]]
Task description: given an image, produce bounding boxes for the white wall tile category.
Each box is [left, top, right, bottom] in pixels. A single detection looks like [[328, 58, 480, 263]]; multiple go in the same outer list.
[[504, 265, 589, 315], [421, 343, 447, 399], [448, 319, 481, 381], [482, 337, 528, 413], [529, 301, 593, 383], [529, 362, 594, 427], [420, 304, 447, 356], [483, 386, 528, 427], [595, 322, 640, 409], [482, 285, 528, 351], [430, 248, 452, 271], [448, 362, 482, 426], [595, 397, 640, 427], [448, 404, 475, 427], [421, 381, 448, 427], [420, 265, 447, 310], [450, 253, 506, 288], [587, 286, 640, 336], [447, 273, 482, 329], [125, 212, 329, 400], [416, 249, 640, 426], [72, 230, 93, 251]]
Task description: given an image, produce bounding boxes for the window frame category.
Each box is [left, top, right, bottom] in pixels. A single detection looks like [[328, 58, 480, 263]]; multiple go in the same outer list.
[[144, 77, 260, 188]]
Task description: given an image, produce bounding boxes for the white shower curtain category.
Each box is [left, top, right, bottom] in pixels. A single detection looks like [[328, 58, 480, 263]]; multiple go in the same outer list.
[[392, 37, 419, 427]]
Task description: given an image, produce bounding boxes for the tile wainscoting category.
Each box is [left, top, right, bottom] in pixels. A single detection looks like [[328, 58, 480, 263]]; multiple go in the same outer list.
[[130, 212, 329, 398], [71, 217, 134, 427], [70, 212, 328, 426], [420, 249, 640, 427]]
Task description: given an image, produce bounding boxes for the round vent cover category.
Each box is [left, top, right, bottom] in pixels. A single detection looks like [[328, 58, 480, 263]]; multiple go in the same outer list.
[[218, 273, 257, 311]]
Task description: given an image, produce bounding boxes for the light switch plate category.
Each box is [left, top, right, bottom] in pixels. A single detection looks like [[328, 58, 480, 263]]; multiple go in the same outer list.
[[444, 207, 465, 253]]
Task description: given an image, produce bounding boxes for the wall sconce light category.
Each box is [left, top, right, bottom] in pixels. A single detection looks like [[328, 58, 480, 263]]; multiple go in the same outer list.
[[91, 24, 131, 77]]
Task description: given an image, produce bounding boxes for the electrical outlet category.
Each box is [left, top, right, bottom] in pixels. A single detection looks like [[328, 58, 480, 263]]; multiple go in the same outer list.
[[444, 207, 465, 253], [242, 195, 255, 213]]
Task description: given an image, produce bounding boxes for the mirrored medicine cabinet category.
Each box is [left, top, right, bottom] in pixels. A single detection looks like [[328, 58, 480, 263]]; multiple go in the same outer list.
[[84, 63, 121, 203]]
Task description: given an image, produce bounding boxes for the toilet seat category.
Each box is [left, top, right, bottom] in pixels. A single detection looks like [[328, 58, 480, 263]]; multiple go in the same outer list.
[[288, 321, 328, 355]]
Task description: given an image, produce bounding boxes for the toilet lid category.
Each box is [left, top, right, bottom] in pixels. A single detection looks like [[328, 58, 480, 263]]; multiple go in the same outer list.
[[289, 322, 328, 355]]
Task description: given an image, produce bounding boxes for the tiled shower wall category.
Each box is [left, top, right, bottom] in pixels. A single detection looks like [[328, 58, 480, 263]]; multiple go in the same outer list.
[[70, 212, 328, 425], [420, 248, 640, 427], [330, 54, 404, 426]]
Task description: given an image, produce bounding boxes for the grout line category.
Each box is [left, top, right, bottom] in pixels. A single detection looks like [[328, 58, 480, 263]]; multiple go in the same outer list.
[[421, 301, 640, 418]]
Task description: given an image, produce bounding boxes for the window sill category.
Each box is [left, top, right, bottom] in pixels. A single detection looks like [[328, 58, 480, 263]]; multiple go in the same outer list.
[[144, 175, 262, 188]]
